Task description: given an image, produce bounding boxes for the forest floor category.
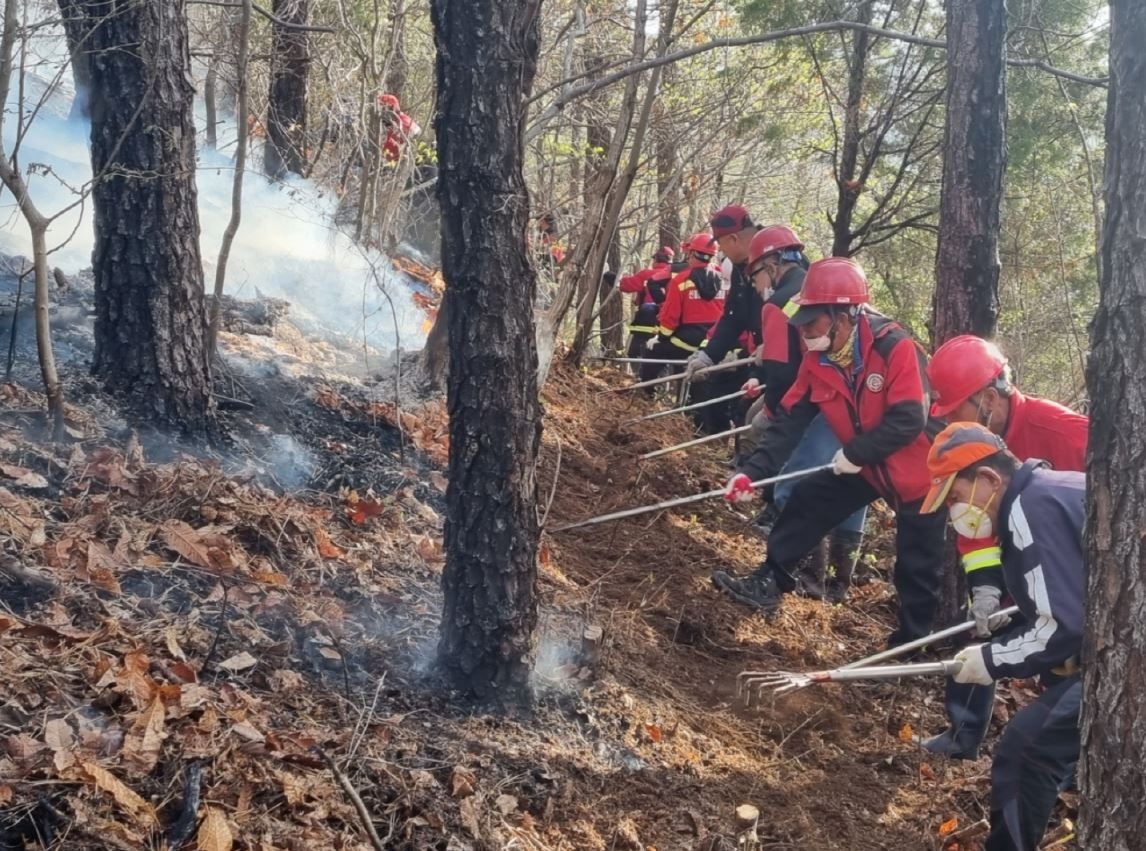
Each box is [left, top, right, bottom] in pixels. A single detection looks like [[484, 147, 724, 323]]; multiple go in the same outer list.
[[0, 297, 1078, 850]]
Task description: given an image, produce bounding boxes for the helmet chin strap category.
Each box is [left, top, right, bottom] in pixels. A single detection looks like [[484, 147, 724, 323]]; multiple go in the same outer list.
[[974, 393, 995, 431]]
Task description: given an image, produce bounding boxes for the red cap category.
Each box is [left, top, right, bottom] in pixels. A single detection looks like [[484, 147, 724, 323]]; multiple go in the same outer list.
[[709, 204, 755, 239], [928, 335, 1008, 417]]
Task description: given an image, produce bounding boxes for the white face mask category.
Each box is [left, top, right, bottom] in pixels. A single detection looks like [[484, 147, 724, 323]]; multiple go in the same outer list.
[[950, 503, 993, 539], [948, 480, 997, 539], [804, 334, 831, 352]]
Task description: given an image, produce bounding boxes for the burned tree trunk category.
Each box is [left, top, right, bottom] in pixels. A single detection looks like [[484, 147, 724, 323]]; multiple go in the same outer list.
[[63, 0, 214, 433], [1080, 3, 1146, 847], [431, 0, 542, 706], [264, 0, 310, 179], [931, 0, 1005, 343]]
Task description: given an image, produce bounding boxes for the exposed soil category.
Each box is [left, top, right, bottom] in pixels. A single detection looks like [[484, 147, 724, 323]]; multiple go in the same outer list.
[[0, 323, 1077, 850]]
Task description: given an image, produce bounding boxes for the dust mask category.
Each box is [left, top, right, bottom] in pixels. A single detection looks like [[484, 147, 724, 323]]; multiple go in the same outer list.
[[949, 480, 997, 539], [805, 335, 831, 353]]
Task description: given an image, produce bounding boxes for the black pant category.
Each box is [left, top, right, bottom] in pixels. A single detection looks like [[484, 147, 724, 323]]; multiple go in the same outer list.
[[638, 339, 691, 382], [688, 364, 749, 435], [627, 331, 655, 361], [755, 469, 944, 643], [988, 675, 1081, 851]]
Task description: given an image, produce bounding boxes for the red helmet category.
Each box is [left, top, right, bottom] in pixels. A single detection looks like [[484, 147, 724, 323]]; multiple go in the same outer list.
[[687, 232, 718, 259], [791, 257, 869, 307], [928, 335, 1008, 417], [378, 93, 401, 109], [747, 225, 804, 273], [653, 245, 675, 264]]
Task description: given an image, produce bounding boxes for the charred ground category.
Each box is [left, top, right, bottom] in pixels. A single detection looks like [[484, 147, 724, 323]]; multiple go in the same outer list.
[[0, 321, 1075, 849]]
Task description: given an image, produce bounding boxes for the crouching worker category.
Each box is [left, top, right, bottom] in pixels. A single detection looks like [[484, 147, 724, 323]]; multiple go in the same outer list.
[[925, 423, 1083, 851]]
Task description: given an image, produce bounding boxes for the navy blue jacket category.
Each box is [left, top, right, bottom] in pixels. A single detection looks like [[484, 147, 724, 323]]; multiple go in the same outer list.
[[982, 461, 1085, 681]]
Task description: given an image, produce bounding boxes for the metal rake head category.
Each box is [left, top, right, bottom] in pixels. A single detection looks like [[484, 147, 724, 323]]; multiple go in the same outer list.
[[736, 669, 822, 704]]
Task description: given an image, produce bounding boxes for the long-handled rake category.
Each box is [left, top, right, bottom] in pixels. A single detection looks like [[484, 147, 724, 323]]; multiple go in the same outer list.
[[740, 661, 962, 702], [735, 605, 1019, 704]]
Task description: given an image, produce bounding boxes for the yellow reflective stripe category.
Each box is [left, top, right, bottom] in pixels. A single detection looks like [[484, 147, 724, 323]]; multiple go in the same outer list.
[[782, 301, 799, 317], [680, 281, 696, 292], [668, 337, 699, 352], [962, 546, 1003, 573], [629, 324, 658, 333], [658, 325, 676, 337]]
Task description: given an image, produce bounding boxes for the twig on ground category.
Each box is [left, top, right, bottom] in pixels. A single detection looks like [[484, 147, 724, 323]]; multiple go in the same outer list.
[[314, 746, 391, 851]]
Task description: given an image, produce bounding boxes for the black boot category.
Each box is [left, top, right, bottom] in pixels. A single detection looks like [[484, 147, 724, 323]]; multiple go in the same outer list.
[[793, 540, 827, 600], [825, 529, 864, 605], [920, 678, 996, 760], [711, 565, 789, 613], [752, 502, 781, 536]]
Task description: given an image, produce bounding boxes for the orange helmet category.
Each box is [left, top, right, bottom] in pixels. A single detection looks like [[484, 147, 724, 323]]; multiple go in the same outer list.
[[378, 93, 401, 109], [747, 225, 804, 275], [928, 335, 1009, 417]]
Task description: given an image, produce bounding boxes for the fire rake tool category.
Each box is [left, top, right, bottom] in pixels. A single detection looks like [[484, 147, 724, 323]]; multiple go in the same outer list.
[[739, 661, 963, 701], [641, 424, 751, 459], [624, 389, 749, 424], [606, 356, 755, 393], [548, 464, 831, 533], [735, 605, 1019, 703]]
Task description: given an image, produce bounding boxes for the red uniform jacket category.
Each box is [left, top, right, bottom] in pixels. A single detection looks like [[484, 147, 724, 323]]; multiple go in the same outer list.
[[619, 262, 673, 309], [383, 112, 415, 162], [957, 391, 1089, 575], [741, 312, 934, 506], [657, 265, 724, 339]]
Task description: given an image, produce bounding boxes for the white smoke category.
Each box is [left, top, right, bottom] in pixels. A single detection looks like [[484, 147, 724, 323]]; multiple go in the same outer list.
[[0, 13, 426, 357]]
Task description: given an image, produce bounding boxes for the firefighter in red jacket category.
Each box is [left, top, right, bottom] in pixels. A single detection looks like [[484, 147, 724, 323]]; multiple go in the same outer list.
[[638, 234, 724, 382], [920, 334, 1090, 759], [618, 246, 675, 359], [713, 257, 945, 645]]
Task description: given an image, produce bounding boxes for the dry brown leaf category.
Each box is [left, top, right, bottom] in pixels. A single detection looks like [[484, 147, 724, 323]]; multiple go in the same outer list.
[[165, 627, 188, 662], [494, 794, 518, 815], [218, 651, 258, 672], [231, 722, 265, 742], [197, 806, 233, 851], [0, 464, 49, 489], [279, 771, 308, 807], [414, 535, 443, 563], [5, 733, 43, 764], [938, 817, 959, 837], [0, 785, 12, 805], [122, 696, 166, 772], [313, 526, 346, 559], [429, 471, 448, 493], [160, 519, 215, 569], [43, 719, 74, 752], [80, 760, 158, 827], [897, 722, 914, 743], [645, 723, 663, 744]]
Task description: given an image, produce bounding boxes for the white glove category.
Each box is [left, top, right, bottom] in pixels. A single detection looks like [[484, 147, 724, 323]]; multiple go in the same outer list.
[[969, 585, 1011, 638], [645, 336, 659, 351], [952, 644, 994, 686], [752, 344, 764, 366], [831, 448, 862, 475], [684, 350, 714, 381]]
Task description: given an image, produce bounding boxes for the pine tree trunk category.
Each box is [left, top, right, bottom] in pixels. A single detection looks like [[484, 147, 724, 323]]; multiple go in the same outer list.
[[66, 0, 214, 433], [598, 238, 623, 355], [264, 0, 310, 179], [1080, 4, 1146, 847], [931, 0, 1006, 344], [653, 78, 680, 252], [830, 0, 873, 258], [432, 0, 542, 706]]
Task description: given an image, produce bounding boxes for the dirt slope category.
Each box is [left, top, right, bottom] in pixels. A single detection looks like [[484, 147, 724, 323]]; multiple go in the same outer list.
[[0, 358, 1074, 851]]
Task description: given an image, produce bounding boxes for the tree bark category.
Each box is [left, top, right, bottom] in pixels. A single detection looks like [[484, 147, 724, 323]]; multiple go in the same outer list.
[[930, 0, 1006, 344], [1080, 4, 1146, 848], [63, 0, 214, 433], [653, 74, 680, 252], [830, 0, 873, 257], [264, 0, 310, 179], [599, 237, 623, 355], [432, 0, 542, 706]]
